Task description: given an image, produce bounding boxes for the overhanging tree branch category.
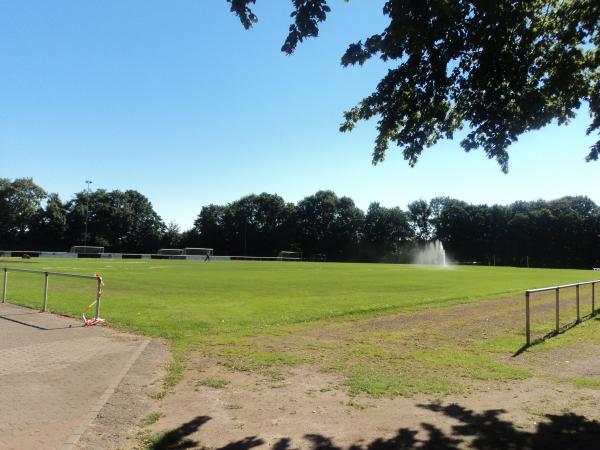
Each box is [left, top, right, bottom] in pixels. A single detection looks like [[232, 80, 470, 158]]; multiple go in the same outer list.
[[229, 0, 599, 172]]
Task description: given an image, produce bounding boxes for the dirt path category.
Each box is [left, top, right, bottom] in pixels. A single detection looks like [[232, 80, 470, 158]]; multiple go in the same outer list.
[[145, 295, 600, 449]]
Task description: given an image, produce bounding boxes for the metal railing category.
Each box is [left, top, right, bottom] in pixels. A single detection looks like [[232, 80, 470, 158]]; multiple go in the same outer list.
[[525, 280, 599, 346], [1, 267, 103, 319]]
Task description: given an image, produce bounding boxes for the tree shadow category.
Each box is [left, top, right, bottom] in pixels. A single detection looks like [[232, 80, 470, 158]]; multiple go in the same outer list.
[[146, 403, 600, 449], [148, 416, 210, 449], [418, 402, 600, 450], [148, 416, 264, 450]]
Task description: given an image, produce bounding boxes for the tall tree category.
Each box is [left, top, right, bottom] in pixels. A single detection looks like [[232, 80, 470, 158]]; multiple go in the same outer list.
[[229, 0, 600, 171], [407, 199, 432, 242], [193, 204, 227, 252], [362, 202, 413, 261], [65, 189, 165, 252], [29, 193, 68, 249], [161, 221, 182, 249], [193, 196, 298, 256], [295, 190, 363, 259], [0, 178, 46, 246], [329, 196, 364, 259]]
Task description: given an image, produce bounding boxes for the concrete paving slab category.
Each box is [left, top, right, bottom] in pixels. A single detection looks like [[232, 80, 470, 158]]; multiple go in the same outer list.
[[0, 302, 149, 450]]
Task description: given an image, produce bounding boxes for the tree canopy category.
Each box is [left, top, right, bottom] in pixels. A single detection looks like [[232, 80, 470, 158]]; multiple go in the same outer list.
[[228, 0, 599, 172], [0, 178, 46, 242], [64, 189, 165, 251]]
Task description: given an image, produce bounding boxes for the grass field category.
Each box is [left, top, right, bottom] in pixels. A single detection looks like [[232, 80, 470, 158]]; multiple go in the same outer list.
[[0, 258, 595, 334], [1, 258, 599, 396]]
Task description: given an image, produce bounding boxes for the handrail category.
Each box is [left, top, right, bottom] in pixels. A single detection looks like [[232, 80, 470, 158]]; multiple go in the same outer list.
[[0, 267, 97, 280], [1, 267, 103, 319], [526, 279, 600, 294], [525, 279, 598, 346]]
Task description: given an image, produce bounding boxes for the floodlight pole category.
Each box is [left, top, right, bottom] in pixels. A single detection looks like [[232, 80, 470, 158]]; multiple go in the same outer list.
[[84, 180, 93, 248], [244, 221, 247, 256]]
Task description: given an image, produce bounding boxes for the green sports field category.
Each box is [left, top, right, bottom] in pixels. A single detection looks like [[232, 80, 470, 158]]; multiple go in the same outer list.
[[2, 258, 598, 396], [0, 258, 595, 337]]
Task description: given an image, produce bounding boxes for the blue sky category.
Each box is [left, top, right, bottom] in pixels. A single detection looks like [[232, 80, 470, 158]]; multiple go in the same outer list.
[[1, 0, 598, 229]]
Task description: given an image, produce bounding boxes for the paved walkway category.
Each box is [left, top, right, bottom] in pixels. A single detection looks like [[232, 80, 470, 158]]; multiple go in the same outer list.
[[0, 303, 149, 450]]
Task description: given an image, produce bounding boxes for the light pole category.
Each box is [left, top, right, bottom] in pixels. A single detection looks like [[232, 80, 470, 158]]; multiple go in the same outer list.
[[84, 180, 93, 248], [244, 221, 247, 256]]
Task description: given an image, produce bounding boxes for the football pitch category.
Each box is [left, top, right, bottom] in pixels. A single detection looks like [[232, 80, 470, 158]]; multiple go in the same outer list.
[[1, 258, 594, 338], [3, 257, 600, 403]]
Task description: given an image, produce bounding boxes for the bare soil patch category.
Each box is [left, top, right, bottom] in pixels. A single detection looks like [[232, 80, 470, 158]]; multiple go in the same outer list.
[[140, 297, 600, 449], [149, 365, 600, 449]]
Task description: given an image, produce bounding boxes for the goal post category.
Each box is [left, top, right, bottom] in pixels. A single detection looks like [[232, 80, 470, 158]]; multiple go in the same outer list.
[[277, 251, 303, 261], [183, 248, 213, 256], [157, 248, 184, 256], [70, 245, 104, 254]]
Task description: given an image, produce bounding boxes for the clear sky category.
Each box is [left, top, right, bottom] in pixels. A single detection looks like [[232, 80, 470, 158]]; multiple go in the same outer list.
[[1, 0, 598, 229]]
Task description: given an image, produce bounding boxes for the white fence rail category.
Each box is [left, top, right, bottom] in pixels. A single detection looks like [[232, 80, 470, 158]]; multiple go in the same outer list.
[[1, 267, 103, 319], [525, 280, 599, 346]]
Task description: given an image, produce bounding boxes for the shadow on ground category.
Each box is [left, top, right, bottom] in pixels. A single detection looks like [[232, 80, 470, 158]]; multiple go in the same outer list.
[[146, 402, 600, 450], [0, 312, 77, 330], [513, 312, 600, 357]]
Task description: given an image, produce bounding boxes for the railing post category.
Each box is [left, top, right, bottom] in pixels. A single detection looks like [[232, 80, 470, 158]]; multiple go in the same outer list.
[[2, 268, 7, 303], [576, 285, 580, 322], [525, 291, 531, 346], [95, 278, 101, 320], [42, 272, 49, 312], [555, 288, 560, 333], [592, 283, 596, 316]]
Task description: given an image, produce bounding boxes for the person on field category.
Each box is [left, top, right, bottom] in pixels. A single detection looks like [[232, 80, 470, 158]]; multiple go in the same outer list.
[[204, 252, 210, 262]]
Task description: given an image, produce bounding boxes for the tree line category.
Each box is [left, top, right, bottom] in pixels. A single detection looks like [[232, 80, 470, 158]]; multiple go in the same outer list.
[[1, 178, 599, 268]]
